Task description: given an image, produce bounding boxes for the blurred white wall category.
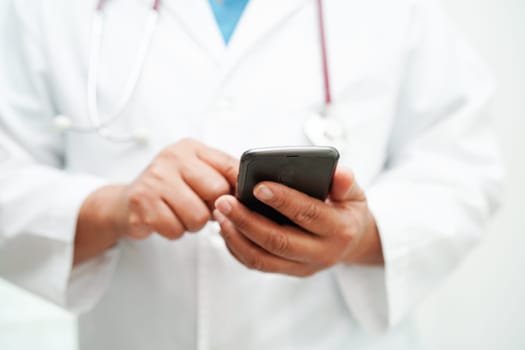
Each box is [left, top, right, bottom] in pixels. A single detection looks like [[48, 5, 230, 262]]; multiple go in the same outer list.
[[0, 0, 524, 349]]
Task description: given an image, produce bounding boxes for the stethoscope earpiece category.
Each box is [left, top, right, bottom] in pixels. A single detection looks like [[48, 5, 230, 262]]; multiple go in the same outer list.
[[304, 111, 347, 152], [322, 117, 344, 140]]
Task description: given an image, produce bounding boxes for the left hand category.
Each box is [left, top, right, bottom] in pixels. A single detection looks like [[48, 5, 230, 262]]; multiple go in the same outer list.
[[213, 168, 384, 277]]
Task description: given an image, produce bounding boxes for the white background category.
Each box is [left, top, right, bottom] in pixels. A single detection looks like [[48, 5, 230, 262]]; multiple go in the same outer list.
[[0, 0, 524, 349], [416, 0, 525, 349]]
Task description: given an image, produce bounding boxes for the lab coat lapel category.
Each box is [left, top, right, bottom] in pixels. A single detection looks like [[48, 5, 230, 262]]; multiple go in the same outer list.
[[161, 0, 226, 63], [224, 0, 309, 67], [160, 0, 309, 97], [164, 0, 309, 68]]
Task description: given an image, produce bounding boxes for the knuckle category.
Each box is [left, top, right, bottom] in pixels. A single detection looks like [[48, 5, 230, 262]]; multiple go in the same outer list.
[[128, 191, 142, 207], [128, 213, 144, 229], [147, 164, 164, 181], [265, 231, 290, 254], [128, 186, 150, 207], [142, 216, 153, 227], [127, 216, 152, 240], [293, 202, 320, 225], [246, 255, 266, 272]]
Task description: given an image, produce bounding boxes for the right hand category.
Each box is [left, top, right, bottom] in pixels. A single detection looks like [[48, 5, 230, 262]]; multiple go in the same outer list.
[[111, 138, 238, 240]]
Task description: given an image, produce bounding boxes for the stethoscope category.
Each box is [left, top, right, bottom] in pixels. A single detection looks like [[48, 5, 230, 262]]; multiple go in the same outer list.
[[53, 0, 347, 149]]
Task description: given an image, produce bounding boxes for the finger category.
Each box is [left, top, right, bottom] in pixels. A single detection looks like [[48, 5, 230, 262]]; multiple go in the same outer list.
[[150, 200, 186, 240], [161, 178, 211, 232], [251, 182, 338, 236], [213, 209, 315, 277], [126, 213, 152, 240], [224, 237, 246, 265], [126, 191, 155, 240], [329, 167, 365, 202], [127, 197, 184, 240], [196, 145, 239, 187], [181, 159, 231, 202], [215, 195, 324, 263]]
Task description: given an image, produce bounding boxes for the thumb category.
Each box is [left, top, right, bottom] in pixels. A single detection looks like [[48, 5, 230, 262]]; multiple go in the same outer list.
[[329, 167, 365, 202]]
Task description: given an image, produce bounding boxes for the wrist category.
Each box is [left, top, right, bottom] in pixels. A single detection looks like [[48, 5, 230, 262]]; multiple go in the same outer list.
[[74, 184, 126, 265], [342, 208, 384, 265], [103, 185, 129, 240], [81, 184, 127, 241]]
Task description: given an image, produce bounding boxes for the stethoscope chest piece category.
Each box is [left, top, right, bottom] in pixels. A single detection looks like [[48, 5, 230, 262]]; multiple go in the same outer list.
[[304, 109, 347, 151]]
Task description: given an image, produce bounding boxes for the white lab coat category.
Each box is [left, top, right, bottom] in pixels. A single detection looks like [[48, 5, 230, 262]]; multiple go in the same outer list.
[[0, 0, 503, 349]]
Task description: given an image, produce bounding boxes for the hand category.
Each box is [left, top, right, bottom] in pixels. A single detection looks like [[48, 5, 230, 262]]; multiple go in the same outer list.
[[112, 138, 238, 240], [75, 138, 238, 264], [212, 168, 383, 277]]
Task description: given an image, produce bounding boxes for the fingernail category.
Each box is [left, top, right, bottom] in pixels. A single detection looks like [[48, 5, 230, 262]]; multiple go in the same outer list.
[[254, 185, 273, 201], [213, 209, 226, 224], [216, 198, 232, 215]]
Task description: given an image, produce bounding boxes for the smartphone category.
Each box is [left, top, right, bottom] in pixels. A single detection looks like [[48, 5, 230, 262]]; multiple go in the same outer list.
[[236, 146, 339, 225]]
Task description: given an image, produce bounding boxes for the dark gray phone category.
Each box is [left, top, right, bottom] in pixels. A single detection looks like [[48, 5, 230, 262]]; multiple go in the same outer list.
[[236, 146, 339, 225]]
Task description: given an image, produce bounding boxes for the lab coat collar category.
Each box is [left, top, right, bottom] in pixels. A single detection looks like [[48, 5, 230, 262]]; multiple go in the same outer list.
[[161, 0, 309, 66], [160, 0, 226, 65], [225, 0, 309, 61]]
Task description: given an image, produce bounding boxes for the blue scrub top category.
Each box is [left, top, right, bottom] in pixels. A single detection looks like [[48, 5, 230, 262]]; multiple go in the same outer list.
[[208, 0, 250, 44]]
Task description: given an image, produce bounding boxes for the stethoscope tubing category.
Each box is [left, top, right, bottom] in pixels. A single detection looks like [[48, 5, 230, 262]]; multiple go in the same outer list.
[[316, 0, 332, 110], [56, 0, 334, 145], [86, 0, 159, 142]]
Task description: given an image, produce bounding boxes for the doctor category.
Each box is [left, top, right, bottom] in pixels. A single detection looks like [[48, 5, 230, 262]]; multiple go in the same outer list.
[[0, 0, 502, 349]]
